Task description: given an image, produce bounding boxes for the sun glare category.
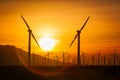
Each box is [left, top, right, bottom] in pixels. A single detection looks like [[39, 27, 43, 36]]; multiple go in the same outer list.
[[39, 37, 56, 51]]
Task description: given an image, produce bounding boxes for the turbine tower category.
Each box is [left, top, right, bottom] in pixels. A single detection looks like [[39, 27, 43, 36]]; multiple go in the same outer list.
[[69, 16, 90, 66], [21, 15, 40, 66]]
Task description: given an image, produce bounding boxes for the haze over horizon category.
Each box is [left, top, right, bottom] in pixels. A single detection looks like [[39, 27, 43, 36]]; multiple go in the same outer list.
[[0, 0, 120, 56]]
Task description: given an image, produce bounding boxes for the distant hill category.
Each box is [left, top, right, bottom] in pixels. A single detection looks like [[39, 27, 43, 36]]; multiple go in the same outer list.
[[0, 45, 62, 66], [0, 45, 26, 65]]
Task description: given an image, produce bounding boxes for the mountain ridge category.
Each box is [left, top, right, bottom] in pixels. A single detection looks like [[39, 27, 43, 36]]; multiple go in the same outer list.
[[0, 45, 62, 66]]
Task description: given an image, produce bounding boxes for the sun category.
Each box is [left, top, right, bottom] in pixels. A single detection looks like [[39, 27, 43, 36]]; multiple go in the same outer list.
[[39, 37, 56, 51]]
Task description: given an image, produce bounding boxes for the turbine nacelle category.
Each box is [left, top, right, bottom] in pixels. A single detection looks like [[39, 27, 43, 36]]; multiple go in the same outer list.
[[77, 30, 81, 34]]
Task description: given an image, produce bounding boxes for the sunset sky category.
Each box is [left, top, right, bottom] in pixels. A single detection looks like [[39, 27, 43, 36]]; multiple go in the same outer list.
[[0, 0, 120, 56]]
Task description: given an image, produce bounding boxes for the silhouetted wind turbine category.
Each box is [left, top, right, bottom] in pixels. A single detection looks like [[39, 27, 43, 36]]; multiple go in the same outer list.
[[21, 15, 40, 65], [62, 51, 65, 65], [81, 51, 85, 66], [69, 16, 90, 66], [97, 50, 101, 65]]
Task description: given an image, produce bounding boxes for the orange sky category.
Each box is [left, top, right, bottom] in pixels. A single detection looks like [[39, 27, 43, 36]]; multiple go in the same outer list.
[[0, 0, 120, 56]]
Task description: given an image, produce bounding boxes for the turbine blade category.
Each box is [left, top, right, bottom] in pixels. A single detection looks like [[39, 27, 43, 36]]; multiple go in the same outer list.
[[31, 33, 40, 47], [69, 34, 78, 47], [21, 15, 31, 30], [69, 16, 90, 48], [79, 16, 90, 32], [21, 15, 40, 47]]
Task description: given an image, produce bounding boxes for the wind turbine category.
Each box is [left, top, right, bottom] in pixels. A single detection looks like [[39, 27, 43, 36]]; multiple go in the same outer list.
[[97, 50, 101, 65], [69, 16, 90, 66], [62, 51, 65, 65], [21, 15, 40, 66], [81, 51, 85, 66]]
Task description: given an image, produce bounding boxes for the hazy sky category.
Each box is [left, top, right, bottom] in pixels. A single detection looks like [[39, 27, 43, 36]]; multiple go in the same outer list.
[[0, 0, 120, 55]]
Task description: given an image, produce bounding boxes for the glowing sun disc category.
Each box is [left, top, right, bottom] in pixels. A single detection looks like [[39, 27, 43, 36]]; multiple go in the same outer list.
[[39, 37, 56, 51]]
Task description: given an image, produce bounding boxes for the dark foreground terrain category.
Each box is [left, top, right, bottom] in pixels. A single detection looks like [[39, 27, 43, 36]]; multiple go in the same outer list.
[[0, 66, 120, 80]]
